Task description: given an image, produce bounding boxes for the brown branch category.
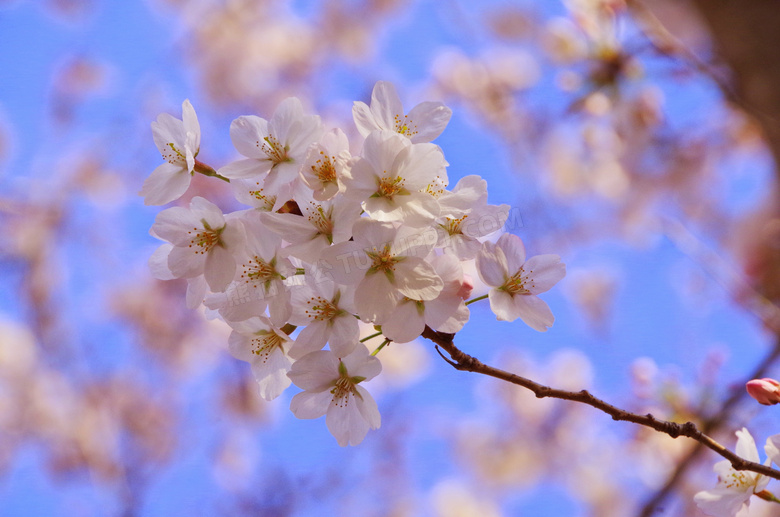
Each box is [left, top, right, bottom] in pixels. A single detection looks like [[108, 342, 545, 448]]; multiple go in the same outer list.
[[638, 336, 780, 516], [421, 326, 780, 482]]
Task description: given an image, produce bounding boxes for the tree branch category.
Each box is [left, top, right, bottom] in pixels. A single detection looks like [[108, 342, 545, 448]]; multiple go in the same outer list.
[[421, 326, 780, 482]]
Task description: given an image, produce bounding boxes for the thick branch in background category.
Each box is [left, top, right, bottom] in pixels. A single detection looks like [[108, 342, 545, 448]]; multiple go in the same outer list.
[[689, 0, 780, 172]]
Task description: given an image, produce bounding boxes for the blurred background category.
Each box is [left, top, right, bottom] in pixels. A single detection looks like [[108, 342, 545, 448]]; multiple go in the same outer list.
[[1, 0, 779, 515]]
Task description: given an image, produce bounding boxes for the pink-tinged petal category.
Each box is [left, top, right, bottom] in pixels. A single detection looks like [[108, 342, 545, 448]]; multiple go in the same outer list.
[[476, 242, 508, 287], [251, 348, 293, 400], [694, 487, 751, 517], [407, 101, 452, 143], [290, 390, 333, 419], [181, 99, 200, 150], [425, 295, 461, 330], [319, 240, 371, 285], [219, 158, 270, 180], [149, 243, 175, 280], [366, 191, 440, 226], [438, 175, 488, 215], [370, 81, 404, 130], [141, 162, 190, 206], [290, 321, 329, 359], [185, 276, 207, 309], [327, 316, 360, 358], [288, 350, 340, 391], [341, 158, 377, 202], [355, 385, 381, 429], [230, 115, 268, 159], [267, 289, 292, 327], [326, 393, 371, 446], [393, 224, 439, 259], [286, 115, 324, 154], [394, 257, 443, 301], [496, 233, 526, 272], [524, 254, 566, 294], [341, 344, 382, 380], [168, 245, 205, 278], [444, 235, 481, 260], [355, 272, 399, 322], [189, 196, 225, 228], [382, 300, 425, 343], [512, 294, 555, 332], [204, 245, 236, 292], [352, 101, 378, 137]]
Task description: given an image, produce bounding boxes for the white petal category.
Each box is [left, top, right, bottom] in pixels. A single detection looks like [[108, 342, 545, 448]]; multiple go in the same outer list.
[[230, 115, 268, 159], [487, 289, 517, 322], [327, 315, 360, 358], [407, 101, 452, 143], [168, 245, 205, 278], [370, 81, 404, 130], [476, 241, 508, 287], [218, 158, 270, 180], [204, 245, 236, 292], [524, 254, 566, 294], [290, 321, 329, 359], [341, 344, 382, 380], [326, 393, 371, 446], [251, 348, 293, 401], [290, 390, 332, 419], [394, 257, 443, 301], [352, 101, 378, 137], [149, 243, 175, 280], [354, 272, 399, 322], [382, 300, 426, 343], [355, 385, 381, 429], [287, 350, 340, 391], [765, 434, 780, 466], [319, 241, 371, 286], [496, 233, 526, 272], [185, 276, 208, 309], [694, 488, 751, 517], [141, 162, 190, 206], [512, 294, 555, 332], [181, 99, 200, 151]]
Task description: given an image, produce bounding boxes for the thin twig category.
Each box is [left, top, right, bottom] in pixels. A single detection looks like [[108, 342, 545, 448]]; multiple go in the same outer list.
[[420, 326, 780, 482]]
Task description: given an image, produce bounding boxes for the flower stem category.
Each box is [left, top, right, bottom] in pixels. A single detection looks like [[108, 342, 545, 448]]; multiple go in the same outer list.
[[464, 294, 489, 306], [194, 159, 231, 183], [371, 339, 391, 356], [360, 331, 383, 343]]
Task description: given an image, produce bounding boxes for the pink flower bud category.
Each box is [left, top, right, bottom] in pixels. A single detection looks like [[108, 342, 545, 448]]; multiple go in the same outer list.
[[746, 378, 780, 405], [458, 274, 474, 300]]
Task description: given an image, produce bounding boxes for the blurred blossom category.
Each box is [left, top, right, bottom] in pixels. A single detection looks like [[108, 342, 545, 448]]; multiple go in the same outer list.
[[430, 479, 502, 517], [563, 267, 618, 331], [359, 322, 431, 392], [50, 56, 112, 124]]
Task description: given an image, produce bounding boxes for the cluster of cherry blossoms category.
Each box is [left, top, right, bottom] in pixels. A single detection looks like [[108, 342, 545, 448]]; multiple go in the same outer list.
[[142, 82, 566, 446]]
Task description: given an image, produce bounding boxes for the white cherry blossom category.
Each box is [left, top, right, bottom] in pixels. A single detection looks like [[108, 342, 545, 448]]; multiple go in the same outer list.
[[227, 317, 295, 401], [343, 130, 447, 227], [353, 81, 452, 143], [694, 428, 770, 517], [476, 233, 565, 331], [299, 128, 352, 201], [141, 99, 200, 206], [151, 196, 245, 292], [219, 97, 324, 194], [319, 219, 443, 322], [288, 345, 381, 446]]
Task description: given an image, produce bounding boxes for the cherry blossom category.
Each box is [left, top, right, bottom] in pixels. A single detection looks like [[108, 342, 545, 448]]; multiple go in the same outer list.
[[288, 345, 381, 446], [151, 196, 245, 292], [343, 130, 447, 226], [694, 428, 770, 517], [219, 97, 324, 193], [319, 219, 443, 322], [299, 128, 352, 201], [141, 99, 200, 206], [227, 316, 295, 401], [476, 233, 565, 331], [352, 80, 452, 143]]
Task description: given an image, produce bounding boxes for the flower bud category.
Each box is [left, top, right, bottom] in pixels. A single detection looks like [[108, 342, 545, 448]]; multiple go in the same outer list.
[[458, 273, 474, 300], [746, 378, 780, 405]]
